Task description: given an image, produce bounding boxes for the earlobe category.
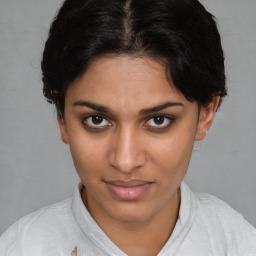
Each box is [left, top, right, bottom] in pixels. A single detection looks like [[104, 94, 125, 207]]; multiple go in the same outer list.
[[195, 97, 220, 141], [57, 113, 69, 144]]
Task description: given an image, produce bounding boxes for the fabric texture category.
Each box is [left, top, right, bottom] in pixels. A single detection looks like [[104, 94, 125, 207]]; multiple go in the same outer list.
[[0, 182, 255, 256]]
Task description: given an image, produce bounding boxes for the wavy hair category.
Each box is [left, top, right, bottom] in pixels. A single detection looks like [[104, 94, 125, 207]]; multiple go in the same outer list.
[[41, 0, 227, 115]]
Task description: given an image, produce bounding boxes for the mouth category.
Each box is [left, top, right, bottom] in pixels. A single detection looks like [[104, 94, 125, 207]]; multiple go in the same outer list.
[[104, 180, 153, 201]]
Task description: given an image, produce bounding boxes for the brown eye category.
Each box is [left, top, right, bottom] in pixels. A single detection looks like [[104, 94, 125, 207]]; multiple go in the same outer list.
[[145, 115, 174, 128], [153, 116, 165, 125], [91, 115, 103, 125], [83, 115, 111, 128]]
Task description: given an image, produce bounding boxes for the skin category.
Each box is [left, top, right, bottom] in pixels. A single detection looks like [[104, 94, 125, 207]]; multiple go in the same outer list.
[[58, 55, 219, 256], [71, 248, 77, 256]]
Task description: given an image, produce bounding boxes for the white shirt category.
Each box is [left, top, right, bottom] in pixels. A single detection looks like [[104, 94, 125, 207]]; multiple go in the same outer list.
[[1, 182, 255, 255]]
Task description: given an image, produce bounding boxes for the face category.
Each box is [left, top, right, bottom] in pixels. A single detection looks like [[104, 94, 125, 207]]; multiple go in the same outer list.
[[58, 55, 218, 224]]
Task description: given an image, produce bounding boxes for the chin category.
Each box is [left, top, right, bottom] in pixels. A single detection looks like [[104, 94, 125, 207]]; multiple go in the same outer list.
[[105, 203, 155, 224]]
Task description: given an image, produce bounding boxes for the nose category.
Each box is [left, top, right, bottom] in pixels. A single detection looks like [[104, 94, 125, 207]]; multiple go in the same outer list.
[[108, 126, 146, 174]]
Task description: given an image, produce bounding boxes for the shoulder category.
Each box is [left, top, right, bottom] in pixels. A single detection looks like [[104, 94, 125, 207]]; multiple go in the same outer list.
[[1, 197, 73, 235], [194, 191, 253, 227], [0, 198, 77, 255], [193, 191, 256, 254]]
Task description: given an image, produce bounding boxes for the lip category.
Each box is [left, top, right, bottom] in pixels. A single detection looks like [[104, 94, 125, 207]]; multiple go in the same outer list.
[[105, 180, 152, 201]]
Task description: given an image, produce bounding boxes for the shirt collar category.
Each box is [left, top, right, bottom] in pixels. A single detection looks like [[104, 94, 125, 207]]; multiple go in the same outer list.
[[71, 181, 196, 255]]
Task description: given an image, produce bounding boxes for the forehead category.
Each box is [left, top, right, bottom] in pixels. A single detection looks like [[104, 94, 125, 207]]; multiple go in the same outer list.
[[65, 55, 193, 112]]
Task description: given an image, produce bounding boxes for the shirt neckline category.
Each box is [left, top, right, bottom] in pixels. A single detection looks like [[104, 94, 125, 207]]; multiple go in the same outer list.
[[71, 181, 196, 255]]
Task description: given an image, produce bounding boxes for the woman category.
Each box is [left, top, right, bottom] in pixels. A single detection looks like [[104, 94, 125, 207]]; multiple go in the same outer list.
[[1, 0, 255, 255]]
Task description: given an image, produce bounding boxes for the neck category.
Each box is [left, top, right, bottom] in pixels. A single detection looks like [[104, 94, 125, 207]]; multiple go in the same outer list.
[[82, 187, 181, 256]]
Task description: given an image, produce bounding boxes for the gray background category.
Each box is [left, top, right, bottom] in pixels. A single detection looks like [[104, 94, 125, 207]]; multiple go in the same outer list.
[[0, 0, 255, 234]]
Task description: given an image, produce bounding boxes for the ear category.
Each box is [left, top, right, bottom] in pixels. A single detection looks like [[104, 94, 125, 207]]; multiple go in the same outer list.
[[57, 113, 69, 144], [195, 97, 220, 141]]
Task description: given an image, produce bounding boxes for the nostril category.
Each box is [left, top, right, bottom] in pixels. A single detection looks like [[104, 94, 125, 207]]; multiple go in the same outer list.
[[113, 158, 135, 173], [109, 151, 146, 174]]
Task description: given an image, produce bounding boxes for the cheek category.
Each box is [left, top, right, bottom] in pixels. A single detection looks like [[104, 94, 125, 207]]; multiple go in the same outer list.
[[68, 136, 107, 180], [148, 131, 195, 178]]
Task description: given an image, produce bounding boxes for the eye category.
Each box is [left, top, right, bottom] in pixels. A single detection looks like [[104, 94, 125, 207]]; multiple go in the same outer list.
[[83, 114, 111, 128], [144, 115, 174, 128]]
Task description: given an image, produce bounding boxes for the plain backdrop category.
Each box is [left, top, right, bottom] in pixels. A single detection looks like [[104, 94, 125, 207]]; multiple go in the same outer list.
[[0, 0, 255, 234]]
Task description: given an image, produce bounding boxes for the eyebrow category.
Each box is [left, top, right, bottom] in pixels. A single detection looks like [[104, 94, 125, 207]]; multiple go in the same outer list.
[[139, 102, 184, 114], [72, 100, 184, 115], [72, 100, 114, 114]]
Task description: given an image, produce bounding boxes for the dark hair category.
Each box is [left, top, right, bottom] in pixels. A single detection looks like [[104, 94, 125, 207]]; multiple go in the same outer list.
[[41, 0, 227, 115]]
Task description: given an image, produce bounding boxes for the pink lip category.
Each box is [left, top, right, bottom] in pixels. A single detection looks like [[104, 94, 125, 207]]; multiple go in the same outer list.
[[105, 180, 152, 201]]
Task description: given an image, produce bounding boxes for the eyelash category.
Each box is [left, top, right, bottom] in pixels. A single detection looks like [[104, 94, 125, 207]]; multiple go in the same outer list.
[[82, 114, 111, 129], [82, 114, 175, 131], [144, 115, 175, 129]]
